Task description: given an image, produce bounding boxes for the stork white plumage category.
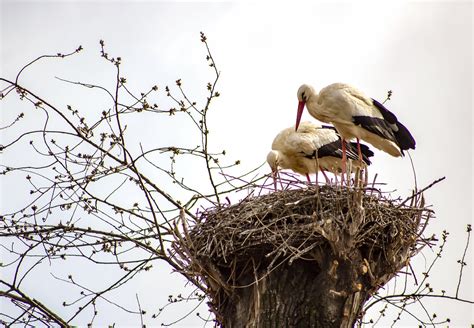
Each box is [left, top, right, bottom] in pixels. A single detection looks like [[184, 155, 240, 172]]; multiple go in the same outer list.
[[295, 83, 416, 177], [267, 121, 373, 189]]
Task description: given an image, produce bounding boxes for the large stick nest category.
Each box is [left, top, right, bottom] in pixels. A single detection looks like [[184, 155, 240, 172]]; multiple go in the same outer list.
[[171, 184, 433, 321]]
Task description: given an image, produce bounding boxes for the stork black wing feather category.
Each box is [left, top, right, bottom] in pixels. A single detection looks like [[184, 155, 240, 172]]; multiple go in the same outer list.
[[371, 98, 398, 123], [315, 140, 374, 165], [302, 139, 373, 165], [316, 140, 344, 159], [301, 140, 344, 160], [320, 125, 337, 132], [371, 98, 416, 151], [346, 142, 374, 165], [393, 120, 416, 150], [352, 115, 397, 142]]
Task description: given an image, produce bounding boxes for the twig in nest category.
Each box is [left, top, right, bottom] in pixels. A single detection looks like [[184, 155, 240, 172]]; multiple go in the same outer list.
[[397, 177, 445, 208]]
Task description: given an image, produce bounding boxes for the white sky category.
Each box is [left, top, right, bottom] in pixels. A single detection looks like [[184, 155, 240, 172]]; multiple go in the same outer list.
[[1, 1, 473, 326]]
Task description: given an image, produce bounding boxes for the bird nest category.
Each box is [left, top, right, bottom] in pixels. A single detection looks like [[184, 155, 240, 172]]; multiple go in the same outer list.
[[171, 183, 433, 321]]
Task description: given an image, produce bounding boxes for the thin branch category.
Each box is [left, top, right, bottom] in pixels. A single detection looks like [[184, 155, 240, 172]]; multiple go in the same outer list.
[[455, 224, 471, 298], [397, 177, 446, 208], [0, 280, 68, 326]]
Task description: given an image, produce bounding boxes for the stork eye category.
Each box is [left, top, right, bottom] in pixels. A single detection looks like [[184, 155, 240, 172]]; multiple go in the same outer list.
[[302, 93, 307, 101]]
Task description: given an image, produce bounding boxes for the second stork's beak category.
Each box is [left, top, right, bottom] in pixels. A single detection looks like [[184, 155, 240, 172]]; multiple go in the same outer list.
[[271, 169, 278, 191], [295, 101, 305, 132]]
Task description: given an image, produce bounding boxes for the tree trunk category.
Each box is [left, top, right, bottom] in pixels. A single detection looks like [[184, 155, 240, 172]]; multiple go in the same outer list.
[[221, 250, 369, 328]]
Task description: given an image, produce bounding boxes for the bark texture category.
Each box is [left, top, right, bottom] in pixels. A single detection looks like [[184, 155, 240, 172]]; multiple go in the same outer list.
[[221, 249, 369, 328]]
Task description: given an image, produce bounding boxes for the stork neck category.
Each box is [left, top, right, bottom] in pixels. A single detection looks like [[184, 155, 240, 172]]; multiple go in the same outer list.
[[305, 91, 320, 113]]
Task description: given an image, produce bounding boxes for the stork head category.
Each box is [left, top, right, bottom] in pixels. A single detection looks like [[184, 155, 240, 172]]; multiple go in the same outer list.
[[296, 84, 315, 132], [266, 150, 280, 172], [266, 150, 280, 190]]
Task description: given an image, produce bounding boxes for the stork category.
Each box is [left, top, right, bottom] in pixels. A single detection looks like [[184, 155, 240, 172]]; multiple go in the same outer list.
[[295, 83, 416, 178], [267, 121, 374, 189]]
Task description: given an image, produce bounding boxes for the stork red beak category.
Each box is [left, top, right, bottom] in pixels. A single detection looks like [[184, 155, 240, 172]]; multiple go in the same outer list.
[[271, 170, 278, 191], [296, 101, 305, 131]]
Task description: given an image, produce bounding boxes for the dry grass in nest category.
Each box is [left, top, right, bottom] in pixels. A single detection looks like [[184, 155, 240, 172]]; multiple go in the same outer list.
[[170, 182, 434, 319]]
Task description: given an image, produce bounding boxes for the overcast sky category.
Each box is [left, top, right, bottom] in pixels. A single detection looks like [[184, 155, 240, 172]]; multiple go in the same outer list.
[[1, 1, 472, 326]]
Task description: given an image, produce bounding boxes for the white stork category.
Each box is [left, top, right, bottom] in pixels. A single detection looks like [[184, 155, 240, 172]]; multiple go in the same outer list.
[[267, 121, 374, 189], [295, 83, 416, 175]]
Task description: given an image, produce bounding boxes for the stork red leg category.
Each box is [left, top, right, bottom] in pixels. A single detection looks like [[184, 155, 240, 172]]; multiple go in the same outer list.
[[341, 139, 347, 185], [271, 171, 278, 191], [357, 138, 363, 163], [271, 170, 284, 191], [305, 173, 311, 184], [319, 167, 330, 184]]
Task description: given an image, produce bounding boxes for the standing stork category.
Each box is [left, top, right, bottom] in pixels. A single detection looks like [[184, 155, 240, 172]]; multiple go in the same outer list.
[[267, 121, 373, 189], [295, 83, 416, 177]]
